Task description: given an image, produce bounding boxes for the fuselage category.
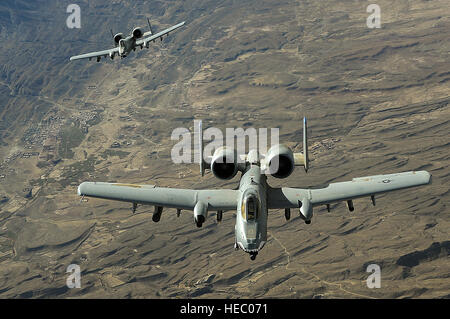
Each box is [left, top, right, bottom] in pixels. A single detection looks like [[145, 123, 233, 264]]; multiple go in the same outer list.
[[118, 36, 137, 57], [235, 163, 268, 256]]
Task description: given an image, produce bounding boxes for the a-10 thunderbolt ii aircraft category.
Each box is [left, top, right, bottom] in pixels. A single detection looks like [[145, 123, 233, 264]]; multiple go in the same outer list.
[[77, 119, 431, 260], [69, 19, 185, 62]]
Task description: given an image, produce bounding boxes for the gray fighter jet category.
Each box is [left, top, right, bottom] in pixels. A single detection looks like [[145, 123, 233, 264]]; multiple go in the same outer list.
[[77, 119, 431, 260], [70, 19, 185, 62]]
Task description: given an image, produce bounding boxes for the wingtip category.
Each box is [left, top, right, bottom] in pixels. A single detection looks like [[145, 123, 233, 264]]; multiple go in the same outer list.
[[77, 181, 89, 196], [413, 170, 432, 185], [424, 171, 432, 184]]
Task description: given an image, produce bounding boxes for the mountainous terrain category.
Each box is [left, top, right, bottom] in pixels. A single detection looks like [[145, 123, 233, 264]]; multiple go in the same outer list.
[[0, 0, 448, 298]]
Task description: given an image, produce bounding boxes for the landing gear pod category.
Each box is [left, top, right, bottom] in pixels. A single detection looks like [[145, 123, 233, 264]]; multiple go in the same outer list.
[[194, 201, 208, 227], [300, 199, 313, 224]]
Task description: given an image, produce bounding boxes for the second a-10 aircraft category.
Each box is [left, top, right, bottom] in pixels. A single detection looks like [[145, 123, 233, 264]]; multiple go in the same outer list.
[[78, 119, 431, 260], [70, 18, 185, 62]]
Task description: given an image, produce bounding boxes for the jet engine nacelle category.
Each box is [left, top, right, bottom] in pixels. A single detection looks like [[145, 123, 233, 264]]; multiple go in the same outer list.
[[194, 201, 208, 227], [266, 144, 295, 179], [132, 27, 144, 39], [114, 33, 124, 44], [211, 147, 238, 180]]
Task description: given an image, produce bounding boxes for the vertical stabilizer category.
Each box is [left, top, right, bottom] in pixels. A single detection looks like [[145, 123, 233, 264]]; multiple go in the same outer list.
[[198, 120, 205, 176], [147, 18, 153, 35], [303, 117, 309, 172]]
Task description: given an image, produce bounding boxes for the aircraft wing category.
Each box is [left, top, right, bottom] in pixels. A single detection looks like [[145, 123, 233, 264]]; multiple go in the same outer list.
[[136, 21, 186, 46], [78, 182, 238, 211], [268, 170, 431, 209], [70, 47, 119, 61]]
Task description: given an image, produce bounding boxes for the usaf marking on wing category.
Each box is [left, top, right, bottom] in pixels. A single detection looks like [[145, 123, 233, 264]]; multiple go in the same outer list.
[[78, 118, 432, 260], [69, 18, 185, 62]]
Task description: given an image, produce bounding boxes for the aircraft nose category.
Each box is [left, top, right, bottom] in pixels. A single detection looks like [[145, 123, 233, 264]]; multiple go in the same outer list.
[[245, 239, 259, 250], [245, 239, 267, 252]]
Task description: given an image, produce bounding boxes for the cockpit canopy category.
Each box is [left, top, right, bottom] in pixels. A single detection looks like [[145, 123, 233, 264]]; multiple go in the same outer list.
[[241, 193, 260, 221]]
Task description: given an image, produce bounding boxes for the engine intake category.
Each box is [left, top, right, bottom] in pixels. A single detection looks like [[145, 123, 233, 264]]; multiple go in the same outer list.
[[132, 27, 144, 39], [211, 147, 238, 180], [266, 144, 295, 179], [114, 33, 123, 44]]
